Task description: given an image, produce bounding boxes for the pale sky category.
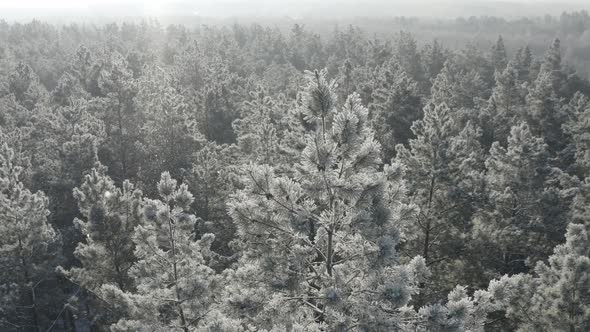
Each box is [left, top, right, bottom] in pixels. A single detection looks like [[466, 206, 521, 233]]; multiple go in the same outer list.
[[0, 0, 588, 19], [0, 0, 177, 15], [0, 0, 568, 9]]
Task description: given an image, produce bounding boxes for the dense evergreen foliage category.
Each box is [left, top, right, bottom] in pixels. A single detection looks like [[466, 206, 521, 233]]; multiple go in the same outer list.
[[2, 12, 590, 331]]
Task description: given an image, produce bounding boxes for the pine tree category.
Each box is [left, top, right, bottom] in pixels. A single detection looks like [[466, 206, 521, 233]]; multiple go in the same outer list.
[[430, 58, 488, 113], [528, 39, 588, 161], [0, 144, 60, 331], [540, 38, 562, 84], [69, 45, 97, 96], [458, 43, 495, 91], [430, 62, 459, 109], [474, 122, 570, 276], [490, 196, 590, 332], [174, 44, 245, 144], [490, 36, 508, 72], [50, 72, 88, 107], [198, 74, 244, 144], [480, 60, 527, 147], [333, 60, 375, 106], [233, 86, 289, 165], [225, 69, 428, 330], [563, 92, 590, 177], [514, 45, 533, 83], [413, 283, 503, 332], [261, 61, 303, 98], [394, 31, 424, 85], [394, 102, 485, 302], [525, 65, 566, 155], [0, 96, 38, 187], [29, 99, 105, 263], [91, 51, 141, 182], [101, 172, 220, 331], [189, 142, 239, 257], [421, 39, 447, 87], [61, 163, 143, 291], [335, 59, 354, 102], [58, 163, 143, 327], [369, 60, 423, 159], [7, 62, 49, 110], [135, 66, 204, 192]]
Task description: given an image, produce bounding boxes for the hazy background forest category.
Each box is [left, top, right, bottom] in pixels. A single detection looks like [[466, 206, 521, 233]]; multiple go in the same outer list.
[[2, 1, 590, 331]]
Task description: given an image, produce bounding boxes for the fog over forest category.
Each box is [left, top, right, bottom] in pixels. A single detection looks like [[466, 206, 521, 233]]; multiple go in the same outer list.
[[3, 0, 590, 20], [2, 1, 590, 331]]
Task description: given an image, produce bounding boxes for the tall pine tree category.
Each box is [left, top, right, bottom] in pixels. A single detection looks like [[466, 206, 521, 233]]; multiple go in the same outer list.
[[0, 144, 60, 331], [101, 172, 220, 331], [225, 69, 429, 330]]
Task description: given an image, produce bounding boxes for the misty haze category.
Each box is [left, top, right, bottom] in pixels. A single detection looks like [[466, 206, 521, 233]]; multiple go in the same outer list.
[[2, 0, 590, 331]]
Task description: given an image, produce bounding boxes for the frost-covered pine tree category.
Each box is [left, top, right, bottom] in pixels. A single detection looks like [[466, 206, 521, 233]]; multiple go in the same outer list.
[[61, 163, 143, 291], [514, 45, 533, 83], [89, 50, 141, 182], [0, 144, 60, 330], [539, 38, 563, 90], [232, 85, 300, 166], [225, 69, 429, 330], [525, 65, 565, 154], [480, 60, 527, 147], [411, 283, 504, 332], [3, 96, 106, 277], [174, 43, 246, 143], [563, 92, 590, 176], [394, 31, 424, 85], [58, 163, 143, 327], [394, 102, 485, 302], [7, 62, 49, 110], [135, 66, 204, 191], [430, 58, 488, 113], [490, 36, 508, 72], [70, 45, 98, 96], [51, 72, 89, 107], [189, 143, 239, 258], [101, 172, 220, 331], [369, 60, 423, 159], [32, 98, 105, 210], [421, 39, 447, 85], [430, 62, 460, 110], [474, 122, 569, 276], [489, 188, 590, 332], [234, 86, 280, 165], [335, 59, 354, 102], [333, 59, 375, 108]]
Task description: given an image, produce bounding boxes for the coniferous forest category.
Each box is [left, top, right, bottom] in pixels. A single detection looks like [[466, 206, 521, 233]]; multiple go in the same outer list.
[[3, 9, 590, 332]]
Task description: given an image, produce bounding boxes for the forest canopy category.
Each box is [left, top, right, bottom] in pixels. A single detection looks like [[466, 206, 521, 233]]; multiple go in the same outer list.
[[1, 9, 590, 332]]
